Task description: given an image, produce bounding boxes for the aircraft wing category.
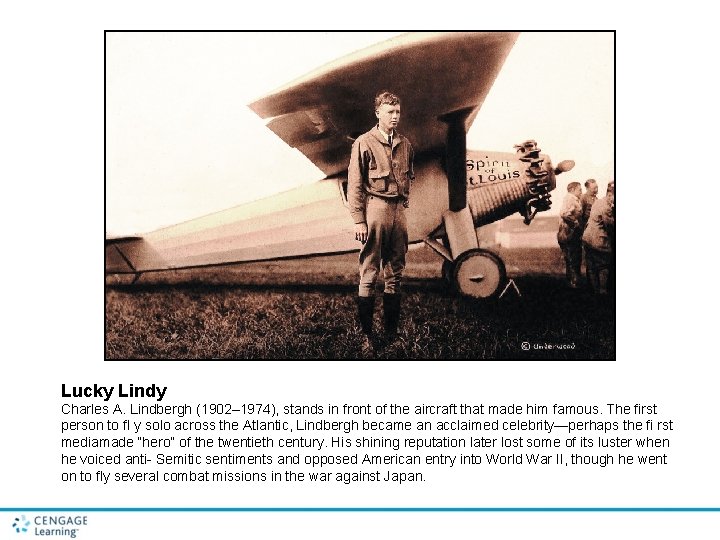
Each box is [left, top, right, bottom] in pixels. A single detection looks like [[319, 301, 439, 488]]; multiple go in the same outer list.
[[105, 235, 142, 245], [249, 32, 519, 177]]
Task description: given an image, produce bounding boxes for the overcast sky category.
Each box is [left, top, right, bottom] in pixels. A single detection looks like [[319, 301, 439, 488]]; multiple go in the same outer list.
[[106, 32, 613, 236]]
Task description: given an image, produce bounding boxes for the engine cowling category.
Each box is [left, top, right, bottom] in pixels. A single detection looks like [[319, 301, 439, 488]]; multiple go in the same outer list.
[[465, 141, 568, 227]]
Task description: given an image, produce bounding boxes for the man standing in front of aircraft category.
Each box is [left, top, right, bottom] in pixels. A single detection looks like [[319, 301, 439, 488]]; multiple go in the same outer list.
[[348, 91, 414, 355]]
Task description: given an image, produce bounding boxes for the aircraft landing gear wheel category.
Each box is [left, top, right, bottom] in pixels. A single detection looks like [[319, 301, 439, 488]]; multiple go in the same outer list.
[[452, 249, 507, 299]]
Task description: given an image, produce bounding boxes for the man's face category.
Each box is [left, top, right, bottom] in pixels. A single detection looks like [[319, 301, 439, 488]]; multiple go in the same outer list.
[[571, 185, 582, 198], [376, 103, 401, 133], [588, 181, 599, 196]]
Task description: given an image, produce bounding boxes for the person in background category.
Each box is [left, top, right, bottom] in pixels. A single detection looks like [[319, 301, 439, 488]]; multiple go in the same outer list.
[[557, 182, 583, 288], [579, 178, 599, 285], [582, 180, 615, 294], [580, 179, 598, 231]]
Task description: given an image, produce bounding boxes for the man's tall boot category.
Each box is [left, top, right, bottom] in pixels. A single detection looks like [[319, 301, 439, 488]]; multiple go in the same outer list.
[[383, 293, 402, 344], [357, 296, 376, 356], [569, 268, 580, 289]]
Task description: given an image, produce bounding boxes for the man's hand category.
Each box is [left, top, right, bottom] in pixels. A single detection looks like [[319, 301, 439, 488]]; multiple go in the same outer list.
[[354, 222, 368, 244]]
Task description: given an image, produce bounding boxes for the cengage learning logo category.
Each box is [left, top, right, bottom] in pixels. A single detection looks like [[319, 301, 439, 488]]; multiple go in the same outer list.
[[12, 515, 30, 533]]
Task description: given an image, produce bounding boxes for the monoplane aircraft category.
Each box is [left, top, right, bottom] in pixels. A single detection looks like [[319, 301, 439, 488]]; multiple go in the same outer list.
[[106, 32, 574, 299]]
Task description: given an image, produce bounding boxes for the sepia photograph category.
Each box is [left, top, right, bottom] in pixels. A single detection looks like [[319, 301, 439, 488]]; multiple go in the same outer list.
[[105, 31, 615, 360]]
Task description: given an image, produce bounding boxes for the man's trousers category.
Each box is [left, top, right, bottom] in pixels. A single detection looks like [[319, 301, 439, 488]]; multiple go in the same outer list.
[[358, 195, 408, 297]]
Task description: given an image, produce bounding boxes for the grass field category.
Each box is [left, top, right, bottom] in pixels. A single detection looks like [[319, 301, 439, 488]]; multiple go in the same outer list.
[[105, 243, 615, 360]]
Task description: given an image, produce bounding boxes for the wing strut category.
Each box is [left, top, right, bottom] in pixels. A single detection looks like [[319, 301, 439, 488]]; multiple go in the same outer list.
[[113, 245, 143, 284], [440, 107, 474, 212]]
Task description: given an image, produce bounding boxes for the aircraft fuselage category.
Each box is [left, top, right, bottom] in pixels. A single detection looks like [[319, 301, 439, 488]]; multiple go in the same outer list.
[[105, 150, 556, 274]]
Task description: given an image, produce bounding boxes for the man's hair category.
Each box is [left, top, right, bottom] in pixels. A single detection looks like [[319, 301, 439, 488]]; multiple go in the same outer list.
[[567, 182, 581, 192], [584, 179, 597, 188], [375, 91, 400, 110]]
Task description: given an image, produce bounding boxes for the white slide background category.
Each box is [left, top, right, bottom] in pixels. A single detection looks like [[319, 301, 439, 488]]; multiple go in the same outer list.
[[1, 2, 718, 539]]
